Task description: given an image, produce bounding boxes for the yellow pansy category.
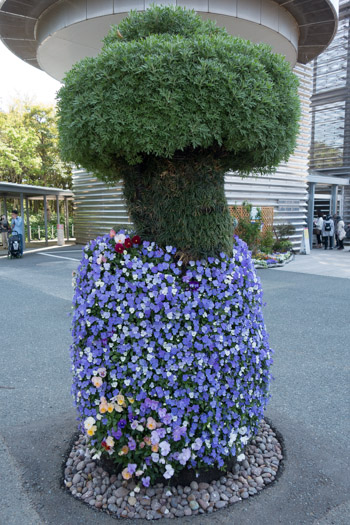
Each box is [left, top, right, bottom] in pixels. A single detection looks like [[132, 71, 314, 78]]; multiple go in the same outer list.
[[87, 425, 97, 436], [122, 468, 132, 480], [116, 394, 125, 406]]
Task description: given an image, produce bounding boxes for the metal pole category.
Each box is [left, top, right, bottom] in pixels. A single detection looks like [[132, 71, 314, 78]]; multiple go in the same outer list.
[[64, 197, 69, 241], [3, 197, 7, 217], [20, 193, 25, 251], [26, 197, 31, 242], [56, 195, 60, 224], [307, 182, 316, 251], [331, 184, 338, 216], [44, 195, 48, 246], [20, 192, 24, 219]]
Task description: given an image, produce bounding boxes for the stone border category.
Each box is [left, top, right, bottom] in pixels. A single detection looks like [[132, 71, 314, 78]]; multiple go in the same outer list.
[[62, 419, 284, 520]]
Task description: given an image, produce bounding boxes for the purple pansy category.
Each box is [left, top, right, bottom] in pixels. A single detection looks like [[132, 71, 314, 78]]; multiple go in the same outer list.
[[71, 232, 273, 486]]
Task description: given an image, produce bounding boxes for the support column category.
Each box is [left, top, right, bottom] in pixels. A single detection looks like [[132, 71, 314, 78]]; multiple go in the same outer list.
[[56, 196, 60, 224], [308, 182, 316, 250], [26, 197, 31, 242], [20, 193, 25, 250], [3, 197, 7, 217], [64, 197, 69, 241], [20, 193, 24, 220], [331, 185, 338, 216], [44, 195, 48, 246]]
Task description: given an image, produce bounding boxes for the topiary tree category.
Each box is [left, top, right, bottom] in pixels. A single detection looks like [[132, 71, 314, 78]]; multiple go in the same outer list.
[[61, 6, 300, 487], [57, 5, 300, 260]]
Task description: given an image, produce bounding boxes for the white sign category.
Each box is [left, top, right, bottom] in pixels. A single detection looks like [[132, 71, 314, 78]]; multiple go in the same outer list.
[[57, 223, 65, 246], [250, 207, 259, 222], [300, 227, 310, 254]]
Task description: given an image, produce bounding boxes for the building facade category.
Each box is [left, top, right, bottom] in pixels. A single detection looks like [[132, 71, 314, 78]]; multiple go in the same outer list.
[[309, 0, 350, 227], [0, 1, 339, 247]]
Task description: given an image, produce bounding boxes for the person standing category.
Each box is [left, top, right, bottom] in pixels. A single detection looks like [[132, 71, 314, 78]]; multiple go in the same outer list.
[[322, 214, 334, 250], [333, 214, 340, 248], [314, 211, 324, 248], [337, 217, 346, 250], [0, 214, 9, 250], [11, 209, 25, 256]]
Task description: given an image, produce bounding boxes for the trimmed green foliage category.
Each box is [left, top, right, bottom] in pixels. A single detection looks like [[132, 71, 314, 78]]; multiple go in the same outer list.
[[273, 223, 295, 252], [57, 5, 300, 257], [123, 152, 233, 260]]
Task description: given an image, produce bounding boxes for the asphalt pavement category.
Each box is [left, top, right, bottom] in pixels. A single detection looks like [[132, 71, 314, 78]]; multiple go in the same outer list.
[[0, 247, 349, 525]]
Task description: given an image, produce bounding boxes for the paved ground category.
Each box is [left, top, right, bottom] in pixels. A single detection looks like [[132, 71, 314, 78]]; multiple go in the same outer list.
[[275, 248, 350, 279], [0, 247, 349, 525]]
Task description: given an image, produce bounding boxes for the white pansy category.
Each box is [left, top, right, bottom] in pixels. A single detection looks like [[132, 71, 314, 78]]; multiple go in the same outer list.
[[114, 233, 126, 244]]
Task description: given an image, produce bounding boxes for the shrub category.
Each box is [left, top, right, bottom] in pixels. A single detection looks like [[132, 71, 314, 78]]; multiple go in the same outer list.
[[259, 230, 275, 254], [71, 232, 273, 484], [273, 224, 295, 252], [57, 5, 300, 259], [232, 204, 262, 255], [232, 203, 275, 255]]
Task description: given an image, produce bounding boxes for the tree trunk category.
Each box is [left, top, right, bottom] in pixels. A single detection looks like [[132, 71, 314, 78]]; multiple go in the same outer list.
[[123, 151, 233, 260]]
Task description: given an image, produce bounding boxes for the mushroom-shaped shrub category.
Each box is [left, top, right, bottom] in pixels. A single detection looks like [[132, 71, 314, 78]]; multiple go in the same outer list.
[[58, 5, 300, 260], [61, 5, 299, 485]]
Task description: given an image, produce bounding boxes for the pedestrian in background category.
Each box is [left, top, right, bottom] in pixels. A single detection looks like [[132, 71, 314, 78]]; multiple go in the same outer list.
[[11, 209, 24, 256], [337, 217, 346, 250], [314, 211, 323, 248], [333, 214, 340, 248], [322, 214, 334, 250], [0, 214, 9, 250], [346, 224, 350, 251]]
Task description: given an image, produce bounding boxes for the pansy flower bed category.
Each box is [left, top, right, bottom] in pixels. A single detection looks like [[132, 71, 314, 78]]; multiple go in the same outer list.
[[71, 231, 273, 488], [252, 251, 293, 269]]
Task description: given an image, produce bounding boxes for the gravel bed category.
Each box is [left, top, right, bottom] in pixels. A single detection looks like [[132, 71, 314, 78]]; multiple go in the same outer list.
[[63, 419, 283, 520]]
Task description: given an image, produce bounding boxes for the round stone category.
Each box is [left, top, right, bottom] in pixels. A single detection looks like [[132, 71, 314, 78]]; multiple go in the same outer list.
[[189, 500, 199, 511], [72, 474, 81, 485], [215, 501, 227, 509]]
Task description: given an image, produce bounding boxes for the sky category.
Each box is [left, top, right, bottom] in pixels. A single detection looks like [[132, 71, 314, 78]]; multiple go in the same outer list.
[[0, 41, 61, 111]]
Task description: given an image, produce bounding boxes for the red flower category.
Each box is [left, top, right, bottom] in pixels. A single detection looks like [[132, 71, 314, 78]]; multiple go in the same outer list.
[[132, 235, 141, 245], [101, 439, 111, 451], [124, 237, 132, 248], [114, 243, 124, 253]]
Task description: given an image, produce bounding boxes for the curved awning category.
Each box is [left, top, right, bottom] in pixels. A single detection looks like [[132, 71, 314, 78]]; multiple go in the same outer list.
[[0, 181, 73, 198], [0, 0, 339, 74]]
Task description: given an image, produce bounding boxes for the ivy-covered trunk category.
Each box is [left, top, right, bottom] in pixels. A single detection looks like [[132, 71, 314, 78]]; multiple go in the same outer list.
[[123, 151, 234, 260]]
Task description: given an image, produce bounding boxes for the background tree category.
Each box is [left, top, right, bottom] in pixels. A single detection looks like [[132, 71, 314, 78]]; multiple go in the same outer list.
[[58, 5, 300, 259], [0, 105, 40, 184], [0, 100, 72, 189]]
